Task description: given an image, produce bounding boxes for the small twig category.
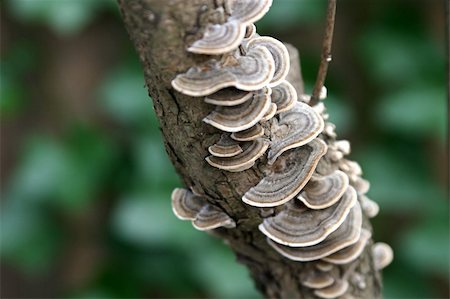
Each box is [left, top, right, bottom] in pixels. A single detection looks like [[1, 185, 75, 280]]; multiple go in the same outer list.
[[309, 0, 337, 106]]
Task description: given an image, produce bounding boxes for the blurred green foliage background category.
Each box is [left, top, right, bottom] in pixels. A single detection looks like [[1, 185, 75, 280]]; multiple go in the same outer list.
[[0, 0, 448, 298]]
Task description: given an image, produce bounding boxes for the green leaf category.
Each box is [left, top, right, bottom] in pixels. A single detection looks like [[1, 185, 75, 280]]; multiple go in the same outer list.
[[376, 85, 446, 141], [111, 193, 206, 248], [1, 200, 61, 273], [357, 146, 445, 212], [192, 249, 262, 299], [98, 66, 154, 128], [257, 0, 325, 30], [7, 0, 114, 36], [131, 137, 179, 189], [358, 29, 443, 88], [399, 203, 450, 275]]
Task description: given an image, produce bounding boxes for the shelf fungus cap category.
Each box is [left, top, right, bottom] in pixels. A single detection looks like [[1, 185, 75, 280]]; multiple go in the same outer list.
[[188, 20, 246, 55], [335, 140, 351, 155], [352, 177, 370, 195], [206, 138, 269, 172], [298, 170, 349, 209], [314, 279, 349, 299], [171, 188, 205, 220], [245, 36, 290, 87], [260, 103, 277, 122], [259, 186, 357, 247], [372, 242, 393, 270], [340, 159, 362, 176], [245, 23, 257, 39], [203, 88, 271, 132], [271, 81, 297, 114], [172, 46, 275, 96], [204, 88, 253, 106], [267, 201, 363, 261], [242, 139, 327, 207], [229, 0, 273, 24], [208, 134, 243, 157], [192, 205, 236, 231], [360, 195, 379, 218], [323, 229, 372, 264], [316, 261, 334, 272], [267, 102, 324, 165], [231, 124, 264, 141], [300, 270, 335, 289]]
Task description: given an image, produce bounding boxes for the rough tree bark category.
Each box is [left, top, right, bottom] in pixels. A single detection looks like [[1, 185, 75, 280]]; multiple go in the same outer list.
[[117, 1, 382, 298]]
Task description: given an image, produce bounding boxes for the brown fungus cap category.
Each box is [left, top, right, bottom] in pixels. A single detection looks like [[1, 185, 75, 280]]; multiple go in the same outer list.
[[316, 261, 334, 272], [203, 87, 271, 132], [372, 242, 393, 270], [298, 170, 349, 209], [267, 201, 362, 262], [204, 88, 253, 106], [359, 195, 379, 218], [260, 102, 277, 122], [314, 279, 349, 299], [192, 205, 236, 231], [171, 188, 206, 220], [267, 102, 324, 165], [259, 186, 357, 247], [206, 138, 269, 172], [231, 124, 264, 141], [188, 20, 246, 55], [271, 80, 297, 114], [323, 228, 371, 264], [245, 36, 290, 87], [300, 270, 335, 289], [228, 0, 273, 24], [208, 134, 243, 158], [172, 46, 275, 97], [242, 138, 327, 207]]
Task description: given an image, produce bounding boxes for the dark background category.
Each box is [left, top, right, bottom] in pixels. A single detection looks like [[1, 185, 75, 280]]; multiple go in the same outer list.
[[1, 0, 448, 298]]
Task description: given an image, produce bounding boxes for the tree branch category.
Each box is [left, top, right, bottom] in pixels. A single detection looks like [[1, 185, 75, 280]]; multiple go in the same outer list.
[[310, 0, 337, 106], [116, 1, 382, 298]]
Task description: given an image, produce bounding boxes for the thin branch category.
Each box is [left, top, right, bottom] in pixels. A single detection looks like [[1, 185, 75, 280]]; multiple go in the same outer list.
[[309, 0, 337, 106]]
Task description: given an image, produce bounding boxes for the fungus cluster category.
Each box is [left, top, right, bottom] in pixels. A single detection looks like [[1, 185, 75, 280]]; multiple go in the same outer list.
[[170, 1, 392, 297]]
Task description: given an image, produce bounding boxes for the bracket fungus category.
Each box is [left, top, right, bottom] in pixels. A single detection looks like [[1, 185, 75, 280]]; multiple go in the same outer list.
[[204, 88, 253, 106], [267, 102, 324, 165], [323, 229, 371, 264], [188, 20, 246, 55], [171, 188, 205, 220], [206, 138, 269, 172], [231, 124, 264, 141], [260, 102, 277, 122], [245, 36, 290, 87], [208, 134, 243, 157], [193, 205, 236, 230], [372, 242, 394, 270], [259, 186, 357, 247], [314, 279, 349, 299], [300, 270, 335, 289], [316, 261, 334, 272], [228, 0, 273, 24], [171, 46, 275, 96], [166, 1, 390, 296], [171, 188, 235, 231], [203, 87, 271, 132], [271, 80, 297, 114], [242, 139, 327, 207], [187, 0, 273, 55], [266, 202, 362, 262], [298, 170, 349, 209], [360, 195, 380, 218], [244, 23, 257, 39]]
